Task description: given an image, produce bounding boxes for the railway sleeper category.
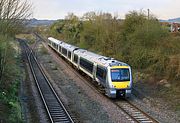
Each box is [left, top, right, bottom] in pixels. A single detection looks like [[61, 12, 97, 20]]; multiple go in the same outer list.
[[142, 121, 153, 123], [53, 120, 70, 123], [53, 112, 68, 115]]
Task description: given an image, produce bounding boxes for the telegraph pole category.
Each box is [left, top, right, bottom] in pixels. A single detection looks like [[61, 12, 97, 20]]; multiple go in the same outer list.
[[147, 9, 150, 20]]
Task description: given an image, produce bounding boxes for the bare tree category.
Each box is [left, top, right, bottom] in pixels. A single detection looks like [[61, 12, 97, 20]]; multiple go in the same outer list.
[[0, 0, 32, 34], [0, 0, 32, 81]]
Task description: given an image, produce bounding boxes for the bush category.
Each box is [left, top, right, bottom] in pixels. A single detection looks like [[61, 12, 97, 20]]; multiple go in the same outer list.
[[0, 36, 22, 122], [48, 11, 180, 81], [166, 55, 180, 80]]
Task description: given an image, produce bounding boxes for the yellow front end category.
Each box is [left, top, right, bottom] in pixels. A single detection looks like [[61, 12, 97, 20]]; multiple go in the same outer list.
[[106, 65, 132, 98], [110, 66, 131, 89], [112, 81, 130, 89]]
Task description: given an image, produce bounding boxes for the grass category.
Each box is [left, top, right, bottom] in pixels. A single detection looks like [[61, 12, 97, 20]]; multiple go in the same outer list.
[[0, 39, 23, 123], [8, 101, 22, 123], [40, 46, 48, 55], [155, 81, 180, 112], [16, 34, 36, 44], [175, 105, 180, 112]]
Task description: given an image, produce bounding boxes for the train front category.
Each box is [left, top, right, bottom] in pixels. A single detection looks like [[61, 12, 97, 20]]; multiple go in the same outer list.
[[107, 66, 132, 98]]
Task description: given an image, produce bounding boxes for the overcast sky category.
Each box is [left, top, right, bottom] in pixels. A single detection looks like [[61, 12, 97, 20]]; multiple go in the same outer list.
[[30, 0, 180, 20]]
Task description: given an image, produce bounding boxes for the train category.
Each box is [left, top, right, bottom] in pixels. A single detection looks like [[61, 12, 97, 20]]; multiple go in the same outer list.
[[48, 37, 133, 98]]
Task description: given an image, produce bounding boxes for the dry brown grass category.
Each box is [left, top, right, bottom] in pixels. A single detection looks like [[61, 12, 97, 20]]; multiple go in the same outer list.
[[16, 34, 36, 44]]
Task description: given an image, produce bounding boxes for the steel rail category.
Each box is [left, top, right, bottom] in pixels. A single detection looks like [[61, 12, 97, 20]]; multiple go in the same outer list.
[[114, 99, 159, 123], [21, 41, 74, 123]]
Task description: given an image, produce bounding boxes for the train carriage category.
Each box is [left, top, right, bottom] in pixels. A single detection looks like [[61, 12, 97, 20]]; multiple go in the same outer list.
[[48, 37, 79, 63], [48, 37, 62, 52], [73, 49, 96, 78], [48, 37, 133, 98], [59, 43, 79, 62], [95, 58, 132, 98], [74, 49, 132, 98]]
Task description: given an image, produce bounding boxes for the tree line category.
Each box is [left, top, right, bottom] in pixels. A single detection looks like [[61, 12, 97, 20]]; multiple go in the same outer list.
[[49, 11, 180, 80]]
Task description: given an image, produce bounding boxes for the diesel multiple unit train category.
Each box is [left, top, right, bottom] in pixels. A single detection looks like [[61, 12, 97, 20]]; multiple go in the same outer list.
[[48, 37, 133, 98]]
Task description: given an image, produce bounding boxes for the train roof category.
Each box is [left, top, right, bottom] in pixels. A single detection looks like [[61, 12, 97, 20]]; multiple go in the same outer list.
[[48, 37, 129, 67], [74, 49, 129, 67], [60, 42, 79, 52], [48, 37, 62, 44], [48, 37, 79, 51]]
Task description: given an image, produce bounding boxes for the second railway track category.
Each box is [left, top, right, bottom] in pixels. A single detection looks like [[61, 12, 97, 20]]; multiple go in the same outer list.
[[21, 40, 74, 123]]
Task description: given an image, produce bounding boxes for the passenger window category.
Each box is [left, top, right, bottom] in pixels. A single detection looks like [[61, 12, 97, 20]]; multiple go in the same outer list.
[[96, 66, 106, 80], [80, 57, 93, 74]]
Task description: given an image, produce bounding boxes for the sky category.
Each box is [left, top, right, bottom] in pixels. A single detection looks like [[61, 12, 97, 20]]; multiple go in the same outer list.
[[30, 0, 180, 20]]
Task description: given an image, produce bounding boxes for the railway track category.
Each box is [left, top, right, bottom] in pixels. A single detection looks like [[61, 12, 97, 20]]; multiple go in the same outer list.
[[114, 100, 159, 123], [21, 40, 74, 123], [36, 34, 159, 123]]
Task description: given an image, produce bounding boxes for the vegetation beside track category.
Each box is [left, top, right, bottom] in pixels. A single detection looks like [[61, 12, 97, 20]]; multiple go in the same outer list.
[[45, 11, 180, 81], [16, 33, 36, 45], [0, 0, 32, 122], [37, 10, 180, 112], [0, 37, 23, 122]]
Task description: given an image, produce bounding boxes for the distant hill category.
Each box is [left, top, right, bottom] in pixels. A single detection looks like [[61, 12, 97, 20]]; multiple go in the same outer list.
[[27, 18, 57, 27], [160, 17, 180, 23]]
